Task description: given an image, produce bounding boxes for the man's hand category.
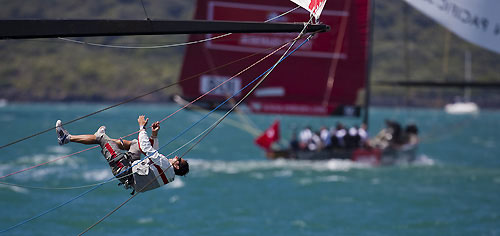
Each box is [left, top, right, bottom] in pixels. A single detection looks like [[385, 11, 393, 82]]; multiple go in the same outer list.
[[151, 121, 160, 132], [138, 115, 149, 129], [151, 121, 160, 137]]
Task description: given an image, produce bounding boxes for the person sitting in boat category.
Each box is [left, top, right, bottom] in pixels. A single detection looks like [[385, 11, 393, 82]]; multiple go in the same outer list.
[[319, 126, 332, 149], [289, 131, 300, 151], [298, 126, 313, 150], [55, 115, 189, 194], [345, 125, 361, 149], [308, 131, 322, 151], [331, 122, 347, 148], [358, 123, 369, 147]]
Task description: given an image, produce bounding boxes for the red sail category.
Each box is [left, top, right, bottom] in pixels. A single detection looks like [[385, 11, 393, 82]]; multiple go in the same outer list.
[[255, 120, 280, 150], [178, 0, 370, 116]]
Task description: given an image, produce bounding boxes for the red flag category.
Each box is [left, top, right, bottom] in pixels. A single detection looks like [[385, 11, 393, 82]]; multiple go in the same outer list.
[[255, 120, 280, 150]]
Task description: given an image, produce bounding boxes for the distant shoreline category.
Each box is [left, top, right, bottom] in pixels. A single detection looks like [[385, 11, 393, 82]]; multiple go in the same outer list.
[[2, 97, 499, 109]]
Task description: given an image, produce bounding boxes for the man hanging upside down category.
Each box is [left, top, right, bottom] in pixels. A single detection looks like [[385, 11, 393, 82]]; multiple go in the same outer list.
[[55, 115, 189, 194]]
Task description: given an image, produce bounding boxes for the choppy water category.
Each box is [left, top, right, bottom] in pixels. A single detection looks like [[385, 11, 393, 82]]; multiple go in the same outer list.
[[0, 103, 499, 235]]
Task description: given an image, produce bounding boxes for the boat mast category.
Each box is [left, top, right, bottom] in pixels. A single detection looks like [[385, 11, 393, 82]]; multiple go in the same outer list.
[[363, 0, 375, 127], [464, 50, 472, 102]]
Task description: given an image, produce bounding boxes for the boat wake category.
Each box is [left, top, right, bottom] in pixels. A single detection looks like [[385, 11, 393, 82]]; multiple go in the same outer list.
[[411, 154, 435, 166], [189, 158, 372, 175], [188, 155, 437, 179]]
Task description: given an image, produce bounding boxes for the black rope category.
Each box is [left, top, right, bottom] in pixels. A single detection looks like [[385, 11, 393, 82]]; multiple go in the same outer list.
[[139, 0, 151, 20]]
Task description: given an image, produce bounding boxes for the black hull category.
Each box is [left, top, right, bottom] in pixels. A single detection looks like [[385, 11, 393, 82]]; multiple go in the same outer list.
[[266, 145, 418, 166]]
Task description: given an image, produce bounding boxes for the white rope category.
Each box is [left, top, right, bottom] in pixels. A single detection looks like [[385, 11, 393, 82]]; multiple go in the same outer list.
[[267, 6, 301, 22], [57, 33, 231, 49]]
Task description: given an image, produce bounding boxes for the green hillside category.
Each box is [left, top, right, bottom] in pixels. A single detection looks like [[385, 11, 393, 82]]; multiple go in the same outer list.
[[0, 0, 498, 106], [0, 0, 194, 102]]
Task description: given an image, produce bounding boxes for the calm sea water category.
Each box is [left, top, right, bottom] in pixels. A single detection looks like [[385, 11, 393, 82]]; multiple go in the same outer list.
[[0, 103, 499, 235]]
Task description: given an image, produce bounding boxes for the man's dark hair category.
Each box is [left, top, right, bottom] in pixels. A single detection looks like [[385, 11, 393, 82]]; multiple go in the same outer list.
[[174, 159, 189, 176]]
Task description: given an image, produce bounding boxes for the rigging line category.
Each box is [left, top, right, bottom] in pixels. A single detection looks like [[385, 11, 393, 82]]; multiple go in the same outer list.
[[151, 31, 305, 158], [2, 27, 313, 232], [0, 172, 134, 190], [0, 37, 302, 233], [150, 42, 299, 155], [157, 39, 296, 124], [119, 37, 294, 141], [1, 148, 168, 233], [182, 103, 262, 137], [1, 29, 315, 186], [0, 149, 165, 234], [227, 97, 262, 137], [57, 6, 300, 49], [0, 34, 309, 180], [0, 145, 99, 180], [161, 53, 294, 158], [0, 37, 291, 180], [0, 29, 314, 233], [270, 6, 301, 22], [223, 7, 309, 136], [182, 21, 316, 150], [57, 33, 232, 49], [0, 179, 108, 234], [139, 0, 150, 20], [1, 119, 183, 234], [150, 36, 318, 156], [79, 35, 312, 236], [92, 38, 291, 146], [179, 33, 313, 160], [0, 180, 98, 190], [0, 40, 297, 150], [1, 6, 307, 149], [163, 43, 298, 158], [175, 25, 314, 159]]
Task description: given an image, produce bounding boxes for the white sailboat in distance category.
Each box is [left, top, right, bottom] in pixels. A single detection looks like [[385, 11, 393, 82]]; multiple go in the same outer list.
[[445, 50, 479, 115]]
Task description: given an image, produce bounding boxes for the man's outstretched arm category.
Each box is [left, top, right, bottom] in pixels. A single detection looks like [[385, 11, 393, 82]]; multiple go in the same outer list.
[[138, 115, 157, 156], [150, 121, 160, 150], [114, 121, 160, 150]]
